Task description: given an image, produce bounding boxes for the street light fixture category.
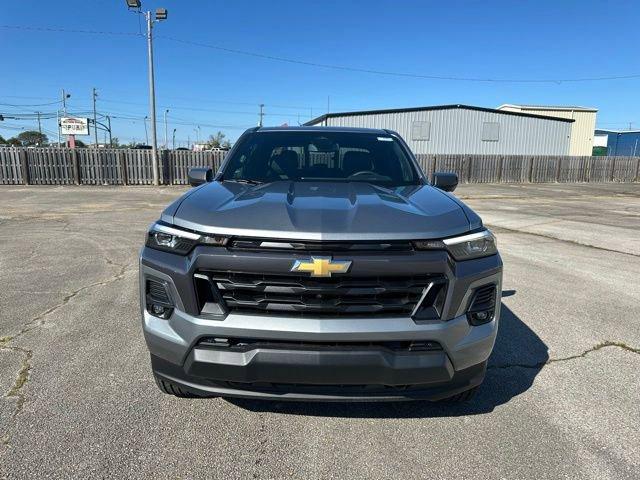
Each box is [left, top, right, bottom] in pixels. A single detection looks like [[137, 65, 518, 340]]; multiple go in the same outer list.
[[125, 0, 141, 8]]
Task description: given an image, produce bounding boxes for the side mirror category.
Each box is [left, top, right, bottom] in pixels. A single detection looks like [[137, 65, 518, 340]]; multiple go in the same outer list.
[[432, 172, 458, 192], [188, 167, 213, 187]]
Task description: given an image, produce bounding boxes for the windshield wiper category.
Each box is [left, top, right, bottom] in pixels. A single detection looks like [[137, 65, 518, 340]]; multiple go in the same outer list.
[[224, 178, 264, 185]]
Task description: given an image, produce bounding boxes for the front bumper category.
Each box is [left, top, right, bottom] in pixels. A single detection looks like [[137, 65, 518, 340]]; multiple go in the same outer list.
[[152, 352, 487, 402], [140, 246, 502, 401]]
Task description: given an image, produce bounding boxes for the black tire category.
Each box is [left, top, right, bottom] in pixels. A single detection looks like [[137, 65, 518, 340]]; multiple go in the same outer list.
[[154, 375, 208, 398], [438, 386, 478, 404]]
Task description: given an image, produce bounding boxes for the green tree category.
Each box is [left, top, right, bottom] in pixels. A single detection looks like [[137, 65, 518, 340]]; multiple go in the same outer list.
[[0, 134, 6, 145], [17, 130, 48, 146], [7, 137, 22, 146], [206, 131, 231, 149], [75, 139, 87, 148]]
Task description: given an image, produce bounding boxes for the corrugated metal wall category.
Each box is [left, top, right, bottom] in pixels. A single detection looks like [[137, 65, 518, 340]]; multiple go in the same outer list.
[[318, 108, 572, 155], [499, 106, 596, 155]]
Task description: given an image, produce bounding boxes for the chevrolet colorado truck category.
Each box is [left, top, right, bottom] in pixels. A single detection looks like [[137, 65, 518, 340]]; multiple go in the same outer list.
[[139, 126, 502, 402]]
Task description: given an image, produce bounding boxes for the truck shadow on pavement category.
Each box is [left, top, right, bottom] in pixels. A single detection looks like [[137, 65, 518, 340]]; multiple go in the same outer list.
[[228, 302, 549, 418]]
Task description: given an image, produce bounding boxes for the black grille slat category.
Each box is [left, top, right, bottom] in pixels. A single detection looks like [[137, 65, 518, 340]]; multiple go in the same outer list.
[[147, 279, 170, 304], [469, 284, 497, 311], [200, 271, 445, 318]]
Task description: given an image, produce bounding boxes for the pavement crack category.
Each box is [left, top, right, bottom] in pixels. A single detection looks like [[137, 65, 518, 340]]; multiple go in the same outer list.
[[0, 261, 133, 447], [485, 224, 640, 258], [252, 413, 268, 479], [489, 341, 639, 370], [1, 345, 34, 449], [2, 261, 133, 344]]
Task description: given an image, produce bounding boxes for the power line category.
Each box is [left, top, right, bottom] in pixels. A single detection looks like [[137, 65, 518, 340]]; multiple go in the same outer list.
[[0, 24, 142, 37], [157, 34, 640, 84], [0, 100, 63, 107], [2, 23, 639, 84]]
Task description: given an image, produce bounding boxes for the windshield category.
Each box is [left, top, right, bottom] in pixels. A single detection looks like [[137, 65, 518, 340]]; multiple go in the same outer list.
[[221, 131, 421, 186]]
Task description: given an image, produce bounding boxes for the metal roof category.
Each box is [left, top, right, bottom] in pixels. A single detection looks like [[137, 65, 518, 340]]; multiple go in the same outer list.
[[305, 104, 576, 126], [499, 104, 598, 112], [595, 129, 640, 134]]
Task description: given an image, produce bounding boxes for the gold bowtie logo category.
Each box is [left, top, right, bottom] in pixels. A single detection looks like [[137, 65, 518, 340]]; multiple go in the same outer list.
[[291, 256, 352, 278]]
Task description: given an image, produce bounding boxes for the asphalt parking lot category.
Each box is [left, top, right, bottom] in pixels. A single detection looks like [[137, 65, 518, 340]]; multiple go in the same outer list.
[[0, 182, 638, 479]]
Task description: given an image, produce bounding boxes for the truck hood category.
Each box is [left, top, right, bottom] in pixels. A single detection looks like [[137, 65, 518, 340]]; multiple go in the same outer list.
[[165, 181, 474, 241]]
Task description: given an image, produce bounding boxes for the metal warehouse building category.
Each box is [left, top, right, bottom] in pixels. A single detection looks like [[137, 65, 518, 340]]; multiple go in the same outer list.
[[498, 104, 597, 155], [594, 129, 640, 156], [305, 104, 574, 155]]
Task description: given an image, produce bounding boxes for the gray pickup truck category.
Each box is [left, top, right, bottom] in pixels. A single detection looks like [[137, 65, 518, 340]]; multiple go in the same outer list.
[[139, 126, 502, 402]]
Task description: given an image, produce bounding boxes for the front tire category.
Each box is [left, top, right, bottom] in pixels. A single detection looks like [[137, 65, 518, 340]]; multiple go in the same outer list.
[[438, 386, 479, 403], [154, 375, 211, 398]]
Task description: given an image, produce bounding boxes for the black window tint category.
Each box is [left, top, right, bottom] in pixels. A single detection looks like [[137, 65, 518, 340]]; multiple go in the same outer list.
[[223, 131, 420, 186]]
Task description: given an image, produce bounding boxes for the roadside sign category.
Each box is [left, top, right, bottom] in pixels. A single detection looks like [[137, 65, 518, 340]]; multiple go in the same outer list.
[[60, 117, 90, 136]]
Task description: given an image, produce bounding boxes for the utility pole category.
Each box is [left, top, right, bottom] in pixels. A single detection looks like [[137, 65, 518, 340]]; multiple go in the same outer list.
[[36, 112, 42, 135], [62, 89, 68, 115], [172, 128, 176, 150], [61, 89, 71, 147], [164, 109, 169, 149], [259, 104, 265, 127], [144, 116, 149, 144], [92, 88, 99, 147], [146, 10, 159, 184], [106, 115, 113, 147]]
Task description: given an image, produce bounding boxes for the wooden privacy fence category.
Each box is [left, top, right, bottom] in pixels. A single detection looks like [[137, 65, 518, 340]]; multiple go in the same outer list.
[[414, 154, 640, 184], [0, 147, 639, 185], [0, 147, 227, 185]]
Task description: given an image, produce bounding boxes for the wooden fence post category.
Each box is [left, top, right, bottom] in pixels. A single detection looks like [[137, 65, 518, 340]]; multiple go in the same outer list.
[[634, 157, 640, 183], [555, 157, 562, 182], [71, 148, 81, 185], [527, 157, 534, 183], [19, 148, 30, 185], [167, 150, 174, 185], [465, 156, 472, 184], [161, 150, 170, 185], [119, 150, 128, 185], [610, 157, 616, 182], [497, 156, 503, 183]]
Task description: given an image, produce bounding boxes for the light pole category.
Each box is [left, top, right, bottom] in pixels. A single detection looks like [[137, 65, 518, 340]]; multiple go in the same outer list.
[[61, 90, 71, 147], [92, 88, 99, 147], [172, 128, 176, 150], [259, 104, 264, 127], [106, 115, 113, 147], [163, 109, 169, 149], [125, 0, 168, 184], [144, 116, 149, 144]]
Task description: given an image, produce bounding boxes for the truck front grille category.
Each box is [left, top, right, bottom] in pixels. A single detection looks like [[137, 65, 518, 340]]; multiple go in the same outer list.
[[197, 271, 446, 318]]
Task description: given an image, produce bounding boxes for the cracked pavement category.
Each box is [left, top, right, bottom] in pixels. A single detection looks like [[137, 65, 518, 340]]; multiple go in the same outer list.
[[0, 183, 639, 479]]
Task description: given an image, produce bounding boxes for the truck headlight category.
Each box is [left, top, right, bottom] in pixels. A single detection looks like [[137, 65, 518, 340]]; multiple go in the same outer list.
[[146, 222, 227, 255], [414, 230, 497, 261]]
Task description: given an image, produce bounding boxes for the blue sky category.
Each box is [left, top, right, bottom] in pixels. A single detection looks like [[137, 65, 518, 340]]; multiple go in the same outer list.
[[1, 0, 639, 145]]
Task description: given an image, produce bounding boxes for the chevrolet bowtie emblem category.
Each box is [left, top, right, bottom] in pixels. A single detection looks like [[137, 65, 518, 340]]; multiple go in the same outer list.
[[291, 256, 352, 278]]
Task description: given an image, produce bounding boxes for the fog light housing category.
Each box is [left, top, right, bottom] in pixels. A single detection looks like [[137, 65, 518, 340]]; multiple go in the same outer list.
[[148, 302, 173, 319], [466, 284, 497, 326], [146, 278, 174, 319], [468, 309, 495, 326]]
